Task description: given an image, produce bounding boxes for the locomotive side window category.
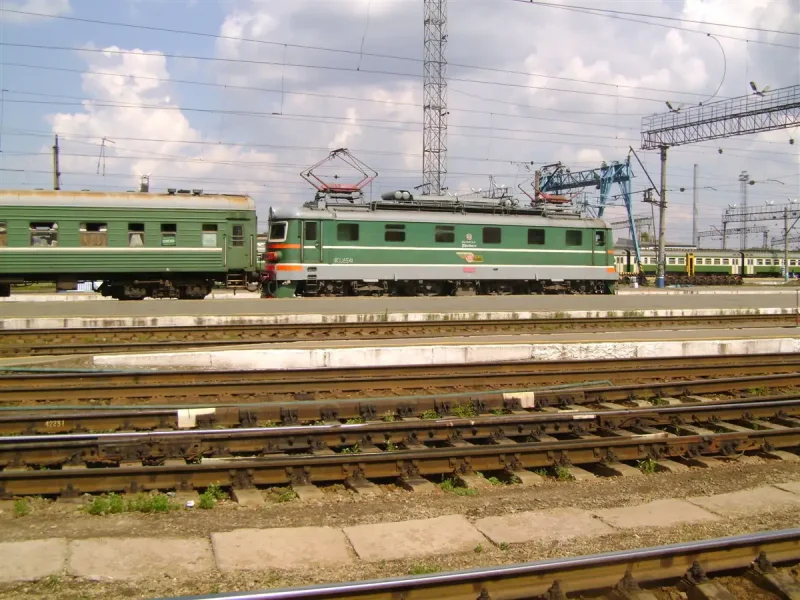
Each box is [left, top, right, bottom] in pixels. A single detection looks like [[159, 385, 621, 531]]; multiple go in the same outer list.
[[269, 221, 287, 242], [337, 223, 359, 242], [30, 222, 58, 247], [232, 224, 244, 247], [528, 228, 545, 245], [566, 230, 582, 246], [80, 222, 108, 247], [0, 222, 6, 247], [483, 227, 501, 244], [385, 224, 406, 243], [161, 223, 177, 247], [594, 231, 605, 246], [435, 226, 455, 243], [304, 222, 318, 241], [128, 223, 145, 247], [202, 224, 218, 247]]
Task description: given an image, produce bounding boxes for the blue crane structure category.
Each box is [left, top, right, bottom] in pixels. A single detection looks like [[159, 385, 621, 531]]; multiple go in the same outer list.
[[538, 157, 643, 271]]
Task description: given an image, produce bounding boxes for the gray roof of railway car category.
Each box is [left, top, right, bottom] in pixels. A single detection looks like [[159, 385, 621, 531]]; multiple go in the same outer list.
[[0, 190, 256, 211], [270, 206, 608, 229]]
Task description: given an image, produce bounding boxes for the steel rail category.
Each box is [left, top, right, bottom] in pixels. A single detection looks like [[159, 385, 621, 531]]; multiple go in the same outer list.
[[3, 354, 800, 406], [1, 313, 795, 358], [2, 396, 799, 468], [158, 528, 800, 600], [2, 425, 799, 497]]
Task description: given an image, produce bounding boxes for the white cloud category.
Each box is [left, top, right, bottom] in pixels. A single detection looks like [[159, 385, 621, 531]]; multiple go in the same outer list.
[[0, 0, 70, 21]]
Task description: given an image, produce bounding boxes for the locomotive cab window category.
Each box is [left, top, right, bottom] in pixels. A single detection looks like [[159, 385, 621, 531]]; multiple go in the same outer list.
[[483, 227, 501, 244], [269, 221, 287, 242], [385, 224, 406, 243], [594, 231, 605, 246], [128, 223, 145, 247], [566, 230, 582, 246], [337, 223, 359, 242], [161, 224, 177, 247], [80, 222, 108, 247], [528, 228, 545, 245], [435, 225, 455, 243], [202, 224, 218, 248], [304, 222, 318, 242], [30, 222, 58, 247], [0, 222, 6, 247], [232, 224, 244, 247]]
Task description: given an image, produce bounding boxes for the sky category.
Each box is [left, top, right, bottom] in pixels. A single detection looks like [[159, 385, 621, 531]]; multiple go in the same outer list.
[[0, 0, 798, 247]]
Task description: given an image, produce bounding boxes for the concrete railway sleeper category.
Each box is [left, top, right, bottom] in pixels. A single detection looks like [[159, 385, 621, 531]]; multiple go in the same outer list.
[[3, 355, 800, 407], [3, 397, 800, 469], [192, 529, 800, 600], [1, 313, 795, 358], [1, 425, 799, 498]]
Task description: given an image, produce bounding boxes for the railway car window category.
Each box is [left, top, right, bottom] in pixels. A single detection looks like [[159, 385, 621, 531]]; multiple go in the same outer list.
[[435, 226, 455, 243], [678, 258, 686, 265], [304, 222, 318, 242], [128, 223, 145, 247], [0, 223, 6, 247], [337, 223, 359, 242], [722, 258, 729, 265], [385, 224, 406, 243], [29, 222, 58, 247], [79, 222, 108, 247], [161, 224, 177, 247], [757, 259, 763, 265], [566, 230, 582, 246], [202, 224, 218, 247], [714, 258, 721, 265], [528, 228, 545, 245], [595, 231, 605, 246], [483, 227, 501, 244], [668, 257, 676, 265], [232, 224, 244, 247], [269, 222, 287, 242]]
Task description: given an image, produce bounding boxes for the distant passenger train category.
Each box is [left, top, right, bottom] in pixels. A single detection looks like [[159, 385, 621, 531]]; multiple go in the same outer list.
[[0, 190, 260, 299]]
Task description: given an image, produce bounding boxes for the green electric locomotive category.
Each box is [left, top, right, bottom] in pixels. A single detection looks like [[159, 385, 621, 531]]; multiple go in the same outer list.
[[262, 190, 617, 297], [0, 189, 259, 299]]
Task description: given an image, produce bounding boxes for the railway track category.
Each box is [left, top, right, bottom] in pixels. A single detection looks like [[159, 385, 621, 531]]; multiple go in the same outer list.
[[175, 529, 800, 600], [0, 312, 794, 357], [3, 353, 800, 407], [2, 386, 800, 497]]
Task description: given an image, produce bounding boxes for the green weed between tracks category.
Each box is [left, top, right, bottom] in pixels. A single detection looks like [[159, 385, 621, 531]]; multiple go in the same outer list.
[[439, 477, 478, 496]]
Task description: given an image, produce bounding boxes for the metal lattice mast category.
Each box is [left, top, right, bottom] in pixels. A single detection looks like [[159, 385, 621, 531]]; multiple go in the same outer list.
[[422, 0, 447, 195], [739, 171, 749, 250]]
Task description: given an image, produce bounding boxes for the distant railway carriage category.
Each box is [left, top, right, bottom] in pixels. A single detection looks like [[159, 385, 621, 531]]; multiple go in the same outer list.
[[614, 247, 800, 284], [262, 191, 617, 297], [0, 190, 259, 300]]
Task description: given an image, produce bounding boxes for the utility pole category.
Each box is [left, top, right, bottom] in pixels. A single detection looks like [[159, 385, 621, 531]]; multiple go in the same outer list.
[[786, 206, 790, 282], [739, 171, 749, 250], [656, 146, 668, 288], [422, 0, 447, 195], [52, 134, 61, 191], [692, 164, 698, 247]]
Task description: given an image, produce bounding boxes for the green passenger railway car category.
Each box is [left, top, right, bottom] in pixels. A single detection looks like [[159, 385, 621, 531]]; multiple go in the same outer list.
[[262, 192, 617, 297], [0, 190, 259, 300]]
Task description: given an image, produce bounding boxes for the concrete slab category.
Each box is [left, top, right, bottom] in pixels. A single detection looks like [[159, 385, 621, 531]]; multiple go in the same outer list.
[[773, 481, 800, 495], [344, 515, 485, 562], [0, 538, 67, 583], [68, 537, 213, 580], [654, 459, 691, 473], [231, 488, 266, 507], [397, 476, 437, 493], [594, 499, 720, 530], [564, 466, 597, 481], [212, 527, 352, 571], [475, 508, 614, 545], [291, 482, 325, 501], [764, 450, 800, 462], [687, 485, 800, 517]]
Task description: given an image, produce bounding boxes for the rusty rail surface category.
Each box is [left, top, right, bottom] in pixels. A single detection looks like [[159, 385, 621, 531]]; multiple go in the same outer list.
[[3, 396, 799, 469], [3, 354, 800, 407], [1, 313, 795, 358], [162, 529, 800, 600]]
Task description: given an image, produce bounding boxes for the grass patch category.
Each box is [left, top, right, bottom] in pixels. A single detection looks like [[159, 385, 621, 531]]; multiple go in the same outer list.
[[385, 440, 399, 452], [451, 403, 476, 418], [474, 543, 483, 554], [409, 563, 441, 575], [382, 411, 396, 422], [491, 408, 509, 416], [344, 417, 365, 424], [486, 476, 503, 486], [650, 397, 669, 406], [273, 488, 297, 503], [554, 466, 573, 481], [439, 477, 478, 496], [13, 498, 30, 518], [746, 386, 768, 396], [341, 443, 361, 454], [637, 457, 658, 474], [499, 542, 510, 551], [199, 483, 229, 510], [421, 409, 439, 420], [86, 492, 178, 515]]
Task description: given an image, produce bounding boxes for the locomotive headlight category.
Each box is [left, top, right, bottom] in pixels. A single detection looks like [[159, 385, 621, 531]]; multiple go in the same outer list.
[[267, 251, 281, 261]]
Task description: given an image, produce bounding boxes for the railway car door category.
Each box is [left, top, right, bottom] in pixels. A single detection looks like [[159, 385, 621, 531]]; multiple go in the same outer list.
[[592, 230, 606, 265], [687, 253, 696, 277], [226, 220, 250, 268], [303, 221, 322, 263]]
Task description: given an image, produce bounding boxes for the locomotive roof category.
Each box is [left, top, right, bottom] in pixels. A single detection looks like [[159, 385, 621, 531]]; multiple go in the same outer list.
[[0, 190, 256, 211], [270, 206, 609, 229]]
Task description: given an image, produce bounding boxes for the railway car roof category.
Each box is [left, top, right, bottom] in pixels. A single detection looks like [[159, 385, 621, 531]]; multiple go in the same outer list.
[[270, 206, 609, 229], [0, 190, 256, 211]]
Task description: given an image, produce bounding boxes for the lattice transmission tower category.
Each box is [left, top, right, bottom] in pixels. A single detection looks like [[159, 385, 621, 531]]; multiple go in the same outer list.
[[422, 0, 447, 195]]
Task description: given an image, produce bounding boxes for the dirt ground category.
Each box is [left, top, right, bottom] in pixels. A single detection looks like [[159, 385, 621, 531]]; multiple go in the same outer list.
[[1, 458, 799, 599]]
